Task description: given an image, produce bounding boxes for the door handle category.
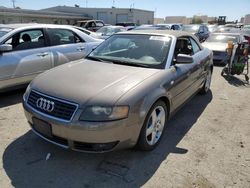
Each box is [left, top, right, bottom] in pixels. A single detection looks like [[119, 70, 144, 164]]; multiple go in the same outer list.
[[37, 52, 49, 57], [77, 47, 85, 51]]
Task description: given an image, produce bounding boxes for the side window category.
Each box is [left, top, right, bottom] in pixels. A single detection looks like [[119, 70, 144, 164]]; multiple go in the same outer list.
[[89, 22, 96, 28], [47, 29, 83, 46], [5, 29, 45, 51], [190, 38, 201, 54], [96, 21, 104, 27], [174, 37, 193, 58]]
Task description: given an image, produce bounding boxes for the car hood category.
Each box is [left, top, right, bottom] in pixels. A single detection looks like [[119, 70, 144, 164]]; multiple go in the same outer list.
[[202, 42, 227, 52], [31, 60, 160, 107]]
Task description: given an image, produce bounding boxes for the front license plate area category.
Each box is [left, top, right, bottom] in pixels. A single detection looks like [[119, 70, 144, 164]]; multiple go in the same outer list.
[[32, 117, 52, 138]]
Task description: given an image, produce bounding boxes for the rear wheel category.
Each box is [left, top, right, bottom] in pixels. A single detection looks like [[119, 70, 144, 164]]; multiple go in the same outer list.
[[137, 100, 167, 151], [200, 69, 212, 94], [245, 75, 249, 82]]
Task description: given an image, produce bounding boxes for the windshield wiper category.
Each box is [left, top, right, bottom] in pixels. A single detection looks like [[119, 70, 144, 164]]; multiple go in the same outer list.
[[87, 56, 150, 68], [111, 60, 149, 68], [86, 56, 108, 62]]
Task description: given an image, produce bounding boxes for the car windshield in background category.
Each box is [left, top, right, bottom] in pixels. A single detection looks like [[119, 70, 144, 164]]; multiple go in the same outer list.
[[96, 27, 125, 36], [182, 25, 199, 32], [0, 27, 13, 38], [206, 35, 238, 43], [87, 34, 172, 68]]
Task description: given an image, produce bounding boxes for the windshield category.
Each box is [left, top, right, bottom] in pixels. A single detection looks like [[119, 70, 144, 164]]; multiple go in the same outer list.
[[206, 34, 238, 43], [0, 27, 13, 38], [87, 34, 172, 68], [96, 27, 125, 36], [182, 25, 199, 32]]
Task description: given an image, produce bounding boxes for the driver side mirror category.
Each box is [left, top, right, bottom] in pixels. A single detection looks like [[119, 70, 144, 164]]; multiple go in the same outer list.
[[0, 44, 13, 53], [175, 54, 193, 64]]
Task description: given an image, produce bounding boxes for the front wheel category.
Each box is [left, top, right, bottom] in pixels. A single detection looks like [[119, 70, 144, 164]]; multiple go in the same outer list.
[[137, 100, 167, 151], [200, 69, 212, 94]]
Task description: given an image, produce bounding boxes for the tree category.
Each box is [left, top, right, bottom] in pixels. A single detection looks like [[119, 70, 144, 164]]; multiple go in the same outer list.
[[192, 18, 203, 24]]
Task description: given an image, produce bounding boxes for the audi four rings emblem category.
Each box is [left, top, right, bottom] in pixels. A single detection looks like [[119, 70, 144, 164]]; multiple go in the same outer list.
[[36, 98, 55, 112]]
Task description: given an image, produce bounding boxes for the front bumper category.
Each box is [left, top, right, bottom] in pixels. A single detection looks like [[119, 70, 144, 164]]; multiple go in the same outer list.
[[23, 101, 141, 153], [213, 51, 229, 65]]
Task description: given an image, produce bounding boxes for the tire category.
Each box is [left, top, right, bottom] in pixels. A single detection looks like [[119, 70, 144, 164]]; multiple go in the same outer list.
[[245, 75, 249, 83], [200, 69, 212, 95], [137, 100, 168, 151]]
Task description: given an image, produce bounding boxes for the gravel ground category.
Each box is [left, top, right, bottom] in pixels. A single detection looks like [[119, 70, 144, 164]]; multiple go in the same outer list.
[[0, 67, 250, 188]]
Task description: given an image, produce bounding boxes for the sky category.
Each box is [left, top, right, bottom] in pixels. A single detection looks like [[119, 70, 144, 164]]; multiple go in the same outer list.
[[0, 0, 250, 21]]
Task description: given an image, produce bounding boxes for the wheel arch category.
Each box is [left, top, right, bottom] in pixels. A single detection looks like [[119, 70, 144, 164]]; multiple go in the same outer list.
[[140, 88, 172, 125]]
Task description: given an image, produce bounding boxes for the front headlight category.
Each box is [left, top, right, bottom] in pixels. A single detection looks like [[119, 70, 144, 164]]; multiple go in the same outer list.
[[79, 106, 129, 121], [23, 84, 31, 101]]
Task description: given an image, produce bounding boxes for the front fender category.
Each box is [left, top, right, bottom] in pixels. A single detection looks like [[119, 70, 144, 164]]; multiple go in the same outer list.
[[138, 86, 170, 126]]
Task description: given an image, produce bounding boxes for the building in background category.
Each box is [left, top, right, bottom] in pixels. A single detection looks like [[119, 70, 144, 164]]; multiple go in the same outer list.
[[244, 14, 250, 25], [42, 6, 154, 25], [165, 16, 188, 24], [240, 17, 245, 24], [154, 18, 165, 24], [0, 7, 90, 24], [207, 17, 217, 24]]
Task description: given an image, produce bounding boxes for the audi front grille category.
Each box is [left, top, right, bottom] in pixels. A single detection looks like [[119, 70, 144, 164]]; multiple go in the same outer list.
[[27, 90, 78, 121]]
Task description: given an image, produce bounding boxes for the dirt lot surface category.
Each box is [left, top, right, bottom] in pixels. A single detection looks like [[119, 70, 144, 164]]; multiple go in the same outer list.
[[0, 67, 250, 188]]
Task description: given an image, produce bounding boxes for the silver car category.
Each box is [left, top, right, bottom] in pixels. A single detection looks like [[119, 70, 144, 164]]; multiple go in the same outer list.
[[202, 32, 245, 65], [0, 24, 102, 91], [95, 26, 127, 39], [23, 30, 213, 152]]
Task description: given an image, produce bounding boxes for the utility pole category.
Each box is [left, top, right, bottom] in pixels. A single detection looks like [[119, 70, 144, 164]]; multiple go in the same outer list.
[[86, 0, 88, 8], [11, 0, 16, 8], [112, 0, 115, 7]]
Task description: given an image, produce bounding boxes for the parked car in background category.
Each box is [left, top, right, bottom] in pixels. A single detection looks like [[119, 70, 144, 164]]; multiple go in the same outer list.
[[0, 24, 102, 91], [207, 25, 218, 32], [156, 23, 182, 30], [133, 25, 156, 30], [182, 24, 210, 42], [224, 24, 237, 28], [96, 26, 126, 39], [215, 28, 250, 52], [154, 24, 171, 30], [23, 30, 213, 152], [134, 24, 170, 30], [116, 22, 136, 27], [76, 20, 105, 32], [71, 26, 101, 39], [243, 25, 250, 30], [202, 32, 245, 65], [115, 22, 137, 30]]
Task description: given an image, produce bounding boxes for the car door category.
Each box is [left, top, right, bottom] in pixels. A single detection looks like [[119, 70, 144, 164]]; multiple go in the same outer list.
[[198, 26, 205, 42], [169, 37, 203, 110], [188, 37, 207, 91], [168, 37, 194, 110], [0, 29, 52, 89], [46, 28, 87, 67]]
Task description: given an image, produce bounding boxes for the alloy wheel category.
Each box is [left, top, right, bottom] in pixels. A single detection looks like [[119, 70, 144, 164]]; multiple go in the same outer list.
[[145, 106, 166, 146]]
